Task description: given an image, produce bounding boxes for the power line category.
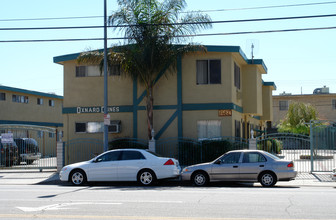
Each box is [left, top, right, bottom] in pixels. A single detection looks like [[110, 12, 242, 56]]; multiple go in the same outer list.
[[1, 26, 335, 43], [1, 1, 336, 22], [1, 14, 336, 31]]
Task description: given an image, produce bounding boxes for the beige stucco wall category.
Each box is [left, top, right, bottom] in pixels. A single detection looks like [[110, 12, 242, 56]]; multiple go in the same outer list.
[[0, 89, 62, 127], [273, 94, 336, 126], [261, 86, 273, 121]]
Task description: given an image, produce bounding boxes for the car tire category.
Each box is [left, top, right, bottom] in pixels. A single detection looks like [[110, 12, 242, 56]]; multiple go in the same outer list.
[[137, 169, 156, 186], [259, 172, 277, 187], [191, 171, 209, 187], [70, 169, 87, 186]]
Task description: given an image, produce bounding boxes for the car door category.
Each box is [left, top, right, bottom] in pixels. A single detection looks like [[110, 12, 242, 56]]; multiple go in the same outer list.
[[210, 152, 242, 181], [117, 150, 146, 181], [87, 151, 121, 181], [239, 152, 267, 181]]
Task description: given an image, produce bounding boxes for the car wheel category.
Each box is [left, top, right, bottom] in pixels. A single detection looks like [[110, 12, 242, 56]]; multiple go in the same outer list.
[[259, 172, 277, 187], [192, 171, 209, 186], [138, 170, 156, 186], [70, 170, 87, 186]]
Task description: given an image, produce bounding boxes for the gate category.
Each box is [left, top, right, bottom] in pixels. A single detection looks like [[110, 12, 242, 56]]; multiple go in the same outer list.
[[310, 122, 336, 172], [256, 133, 311, 172], [0, 124, 57, 170], [157, 137, 248, 166]]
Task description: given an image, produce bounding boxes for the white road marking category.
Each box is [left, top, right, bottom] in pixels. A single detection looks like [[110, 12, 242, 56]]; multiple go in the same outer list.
[[17, 202, 122, 212]]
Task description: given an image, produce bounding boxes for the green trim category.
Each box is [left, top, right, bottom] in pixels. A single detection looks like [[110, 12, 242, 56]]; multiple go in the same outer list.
[[63, 103, 243, 114], [263, 81, 277, 90], [0, 85, 63, 99], [0, 120, 63, 127], [155, 111, 178, 140], [53, 45, 267, 73]]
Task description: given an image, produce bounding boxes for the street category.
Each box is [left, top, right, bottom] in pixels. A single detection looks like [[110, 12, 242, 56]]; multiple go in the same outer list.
[[0, 183, 335, 220]]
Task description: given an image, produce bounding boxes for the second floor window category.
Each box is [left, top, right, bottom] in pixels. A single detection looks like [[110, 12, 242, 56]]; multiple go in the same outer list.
[[0, 92, 5, 101], [332, 100, 336, 110], [12, 95, 28, 103], [196, 60, 221, 85], [49, 100, 55, 107], [279, 100, 288, 111], [234, 62, 241, 89], [37, 98, 43, 105]]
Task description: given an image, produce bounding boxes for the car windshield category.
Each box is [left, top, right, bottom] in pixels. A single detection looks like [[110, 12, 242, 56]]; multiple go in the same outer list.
[[263, 151, 280, 160]]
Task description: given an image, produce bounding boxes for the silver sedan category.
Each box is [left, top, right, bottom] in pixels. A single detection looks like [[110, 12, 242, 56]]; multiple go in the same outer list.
[[181, 150, 297, 187]]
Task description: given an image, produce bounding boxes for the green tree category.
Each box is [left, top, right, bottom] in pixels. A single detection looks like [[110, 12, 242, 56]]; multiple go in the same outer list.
[[277, 101, 319, 135], [77, 0, 212, 139]]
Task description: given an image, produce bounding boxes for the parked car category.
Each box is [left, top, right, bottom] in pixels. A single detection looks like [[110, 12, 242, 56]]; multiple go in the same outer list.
[[14, 138, 41, 165], [332, 168, 336, 181], [0, 137, 19, 167], [181, 150, 297, 187], [60, 149, 181, 186]]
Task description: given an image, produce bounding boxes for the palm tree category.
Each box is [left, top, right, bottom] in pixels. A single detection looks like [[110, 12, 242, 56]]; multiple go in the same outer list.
[[78, 0, 212, 139]]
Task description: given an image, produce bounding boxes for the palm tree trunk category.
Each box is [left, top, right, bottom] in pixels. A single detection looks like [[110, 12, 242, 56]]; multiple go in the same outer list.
[[146, 85, 154, 140]]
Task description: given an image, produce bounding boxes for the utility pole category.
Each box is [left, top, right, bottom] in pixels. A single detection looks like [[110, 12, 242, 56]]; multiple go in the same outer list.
[[103, 0, 109, 152]]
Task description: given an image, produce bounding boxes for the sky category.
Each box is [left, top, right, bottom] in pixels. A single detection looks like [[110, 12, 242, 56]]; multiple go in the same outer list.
[[1, 0, 335, 96]]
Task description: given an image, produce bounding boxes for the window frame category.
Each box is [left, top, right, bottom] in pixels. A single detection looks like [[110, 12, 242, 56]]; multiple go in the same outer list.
[[234, 62, 241, 89], [49, 99, 55, 107], [37, 98, 43, 105], [279, 100, 289, 111], [196, 59, 221, 85], [332, 99, 336, 110], [0, 92, 5, 101]]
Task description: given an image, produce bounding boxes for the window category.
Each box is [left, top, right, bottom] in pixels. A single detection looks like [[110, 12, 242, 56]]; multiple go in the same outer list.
[[37, 131, 43, 138], [243, 152, 266, 163], [75, 123, 86, 133], [196, 60, 221, 84], [49, 100, 55, 107], [109, 64, 121, 76], [76, 65, 102, 77], [333, 100, 336, 110], [197, 120, 221, 140], [279, 100, 288, 111], [75, 121, 121, 133], [96, 151, 122, 162], [0, 93, 5, 101], [120, 151, 145, 160], [235, 120, 241, 138], [12, 95, 28, 103], [234, 62, 241, 89], [37, 98, 43, 105], [220, 152, 241, 164]]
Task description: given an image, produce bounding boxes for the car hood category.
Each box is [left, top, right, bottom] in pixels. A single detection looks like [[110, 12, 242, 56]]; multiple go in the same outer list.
[[66, 160, 91, 169], [185, 162, 213, 170]]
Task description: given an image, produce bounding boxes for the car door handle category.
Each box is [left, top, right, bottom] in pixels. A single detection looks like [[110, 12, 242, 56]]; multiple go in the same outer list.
[[259, 165, 264, 167], [233, 166, 239, 168]]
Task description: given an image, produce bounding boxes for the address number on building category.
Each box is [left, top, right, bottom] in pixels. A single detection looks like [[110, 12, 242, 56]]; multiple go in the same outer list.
[[218, 109, 232, 117]]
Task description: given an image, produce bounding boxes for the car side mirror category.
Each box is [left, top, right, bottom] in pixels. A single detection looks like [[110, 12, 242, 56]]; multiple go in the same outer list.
[[214, 160, 221, 165]]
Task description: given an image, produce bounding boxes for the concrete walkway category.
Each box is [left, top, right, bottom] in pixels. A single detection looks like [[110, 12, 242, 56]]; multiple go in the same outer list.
[[0, 169, 334, 187]]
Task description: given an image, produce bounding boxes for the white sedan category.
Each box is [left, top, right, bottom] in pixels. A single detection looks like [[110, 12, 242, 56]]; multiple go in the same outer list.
[[60, 149, 181, 186]]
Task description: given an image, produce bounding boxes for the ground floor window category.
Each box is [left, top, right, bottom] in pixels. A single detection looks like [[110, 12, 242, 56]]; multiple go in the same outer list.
[[197, 120, 221, 140], [75, 121, 121, 133], [235, 120, 241, 138]]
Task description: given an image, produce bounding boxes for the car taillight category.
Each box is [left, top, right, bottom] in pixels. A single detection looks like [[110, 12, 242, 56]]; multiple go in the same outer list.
[[287, 162, 294, 168], [164, 159, 175, 165]]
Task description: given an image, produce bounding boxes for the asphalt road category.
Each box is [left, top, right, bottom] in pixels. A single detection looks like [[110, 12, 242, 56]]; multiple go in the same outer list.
[[0, 183, 335, 220]]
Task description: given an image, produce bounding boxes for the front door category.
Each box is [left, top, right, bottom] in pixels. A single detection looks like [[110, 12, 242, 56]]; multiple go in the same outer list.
[[88, 151, 121, 181], [210, 152, 242, 181]]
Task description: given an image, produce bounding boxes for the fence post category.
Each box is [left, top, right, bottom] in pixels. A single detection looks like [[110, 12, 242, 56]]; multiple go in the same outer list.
[[57, 141, 64, 172], [310, 121, 314, 173], [249, 138, 257, 150]]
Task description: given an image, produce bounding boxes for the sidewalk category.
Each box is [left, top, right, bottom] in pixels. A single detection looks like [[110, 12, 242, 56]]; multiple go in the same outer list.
[[0, 170, 335, 187]]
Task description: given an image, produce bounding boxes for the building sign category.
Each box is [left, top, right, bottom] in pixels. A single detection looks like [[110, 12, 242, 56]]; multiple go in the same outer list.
[[1, 133, 13, 144], [77, 106, 120, 114], [218, 109, 232, 117]]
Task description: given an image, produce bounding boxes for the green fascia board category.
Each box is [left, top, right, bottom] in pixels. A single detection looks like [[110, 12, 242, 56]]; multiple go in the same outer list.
[[0, 120, 63, 127], [63, 103, 243, 114], [263, 81, 277, 90], [0, 85, 63, 99], [53, 45, 267, 73]]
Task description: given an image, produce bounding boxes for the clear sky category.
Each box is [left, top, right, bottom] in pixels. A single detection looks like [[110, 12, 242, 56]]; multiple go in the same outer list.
[[1, 0, 335, 96]]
